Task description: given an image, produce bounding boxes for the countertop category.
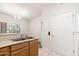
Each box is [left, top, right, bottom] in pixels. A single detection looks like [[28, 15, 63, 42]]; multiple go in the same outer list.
[[0, 37, 38, 48]]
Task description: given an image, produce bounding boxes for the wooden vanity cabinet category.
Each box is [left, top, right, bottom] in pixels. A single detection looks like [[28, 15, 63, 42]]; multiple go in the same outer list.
[[29, 39, 38, 56], [11, 42, 29, 56], [11, 39, 38, 56], [0, 39, 38, 56], [11, 42, 29, 52], [0, 47, 10, 56]]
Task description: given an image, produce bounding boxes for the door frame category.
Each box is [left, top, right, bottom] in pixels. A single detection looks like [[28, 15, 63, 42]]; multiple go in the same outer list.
[[74, 9, 79, 56]]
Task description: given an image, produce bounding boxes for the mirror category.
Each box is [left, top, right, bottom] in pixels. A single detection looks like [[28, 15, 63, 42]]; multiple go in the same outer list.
[[0, 22, 20, 34]]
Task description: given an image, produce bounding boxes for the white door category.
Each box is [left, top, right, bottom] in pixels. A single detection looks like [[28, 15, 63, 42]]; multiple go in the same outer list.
[[45, 12, 75, 56]]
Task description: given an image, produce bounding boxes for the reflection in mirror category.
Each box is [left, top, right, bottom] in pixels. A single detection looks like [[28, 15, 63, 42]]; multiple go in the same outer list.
[[7, 23, 20, 33], [2, 22, 7, 33], [0, 22, 7, 33]]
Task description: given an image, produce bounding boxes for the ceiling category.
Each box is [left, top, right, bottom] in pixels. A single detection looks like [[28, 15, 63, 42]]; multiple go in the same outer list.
[[0, 3, 51, 20]]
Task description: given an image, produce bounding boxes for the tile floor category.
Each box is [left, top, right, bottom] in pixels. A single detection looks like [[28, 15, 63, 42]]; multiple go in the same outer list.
[[38, 48, 62, 56]]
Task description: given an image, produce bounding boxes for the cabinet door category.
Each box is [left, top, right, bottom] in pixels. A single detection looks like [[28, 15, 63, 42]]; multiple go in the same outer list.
[[11, 47, 28, 56], [29, 40, 38, 56], [0, 47, 10, 56]]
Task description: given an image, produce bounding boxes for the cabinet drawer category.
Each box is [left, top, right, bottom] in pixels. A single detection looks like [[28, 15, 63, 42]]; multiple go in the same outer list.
[[0, 47, 10, 56], [11, 47, 28, 56], [11, 42, 28, 52], [29, 39, 38, 44]]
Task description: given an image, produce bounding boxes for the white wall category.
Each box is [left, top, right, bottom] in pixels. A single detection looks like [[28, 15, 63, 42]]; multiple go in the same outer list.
[[42, 3, 79, 17], [0, 12, 29, 33], [29, 17, 41, 41], [29, 3, 79, 55]]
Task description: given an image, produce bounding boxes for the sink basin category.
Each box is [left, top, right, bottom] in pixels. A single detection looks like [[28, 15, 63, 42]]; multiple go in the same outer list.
[[12, 37, 34, 41], [12, 38, 25, 41], [25, 37, 34, 39]]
